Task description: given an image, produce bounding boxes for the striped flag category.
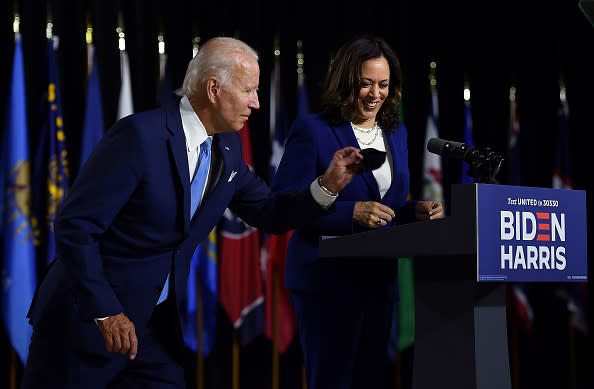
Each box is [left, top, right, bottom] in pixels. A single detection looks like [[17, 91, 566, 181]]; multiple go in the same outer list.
[[262, 55, 299, 354], [422, 86, 443, 201], [218, 121, 264, 345], [1, 34, 37, 363], [552, 86, 588, 335], [505, 86, 534, 334]]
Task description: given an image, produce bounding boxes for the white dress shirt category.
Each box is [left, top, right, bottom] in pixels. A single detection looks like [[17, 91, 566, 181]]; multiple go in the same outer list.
[[180, 96, 212, 203]]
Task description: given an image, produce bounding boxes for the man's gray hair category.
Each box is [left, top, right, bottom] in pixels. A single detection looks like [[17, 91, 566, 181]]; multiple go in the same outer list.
[[176, 37, 259, 97]]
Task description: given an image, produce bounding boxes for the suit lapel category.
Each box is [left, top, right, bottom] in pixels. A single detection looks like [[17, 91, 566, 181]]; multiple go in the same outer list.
[[331, 121, 380, 200], [165, 100, 191, 236]]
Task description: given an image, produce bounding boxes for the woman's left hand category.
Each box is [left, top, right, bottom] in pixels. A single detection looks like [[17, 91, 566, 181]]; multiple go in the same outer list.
[[415, 201, 443, 221]]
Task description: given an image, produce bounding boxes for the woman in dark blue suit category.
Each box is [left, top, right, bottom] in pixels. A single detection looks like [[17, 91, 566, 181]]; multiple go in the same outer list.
[[271, 36, 443, 389]]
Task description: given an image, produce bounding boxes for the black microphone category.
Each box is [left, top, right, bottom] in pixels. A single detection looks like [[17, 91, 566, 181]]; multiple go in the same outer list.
[[426, 138, 479, 162], [427, 137, 504, 184]]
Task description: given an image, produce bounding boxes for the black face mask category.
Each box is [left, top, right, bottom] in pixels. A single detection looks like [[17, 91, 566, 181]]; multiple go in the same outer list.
[[357, 148, 386, 173]]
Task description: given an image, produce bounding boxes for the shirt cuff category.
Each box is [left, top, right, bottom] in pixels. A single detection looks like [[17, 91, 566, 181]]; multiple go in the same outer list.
[[310, 176, 338, 209], [94, 316, 109, 325]]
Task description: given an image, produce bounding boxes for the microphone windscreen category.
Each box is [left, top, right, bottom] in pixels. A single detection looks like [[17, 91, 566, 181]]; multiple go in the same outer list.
[[427, 138, 446, 155], [358, 148, 386, 173]]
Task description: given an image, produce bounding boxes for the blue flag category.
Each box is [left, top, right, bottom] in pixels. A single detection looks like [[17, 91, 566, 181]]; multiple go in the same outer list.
[[296, 76, 310, 120], [80, 45, 104, 170], [460, 100, 475, 184], [33, 38, 71, 266], [1, 34, 37, 363], [183, 229, 218, 355]]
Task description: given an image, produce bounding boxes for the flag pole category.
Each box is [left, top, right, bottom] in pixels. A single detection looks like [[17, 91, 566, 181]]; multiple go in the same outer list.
[[269, 35, 282, 389], [506, 86, 522, 389], [296, 39, 308, 389], [558, 79, 578, 389], [158, 32, 166, 87], [297, 40, 304, 89], [85, 10, 93, 79], [569, 311, 577, 389], [196, 271, 204, 389], [232, 330, 239, 389], [272, 267, 280, 389], [116, 11, 125, 51], [10, 347, 17, 389]]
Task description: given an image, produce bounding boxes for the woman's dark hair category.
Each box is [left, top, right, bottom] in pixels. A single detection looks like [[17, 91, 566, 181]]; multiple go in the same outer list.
[[321, 35, 402, 132]]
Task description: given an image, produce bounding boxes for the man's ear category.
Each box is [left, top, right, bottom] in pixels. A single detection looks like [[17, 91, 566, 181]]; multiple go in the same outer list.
[[206, 77, 219, 103]]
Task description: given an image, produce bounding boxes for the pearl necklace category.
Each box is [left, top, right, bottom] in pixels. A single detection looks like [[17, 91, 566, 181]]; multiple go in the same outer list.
[[351, 122, 380, 146]]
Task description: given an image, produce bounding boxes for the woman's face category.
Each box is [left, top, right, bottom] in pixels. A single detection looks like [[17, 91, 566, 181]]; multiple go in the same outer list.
[[352, 56, 390, 127]]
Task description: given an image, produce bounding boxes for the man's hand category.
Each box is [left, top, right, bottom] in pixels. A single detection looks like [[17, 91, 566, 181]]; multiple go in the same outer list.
[[415, 201, 443, 221], [96, 312, 138, 360], [320, 147, 363, 193]]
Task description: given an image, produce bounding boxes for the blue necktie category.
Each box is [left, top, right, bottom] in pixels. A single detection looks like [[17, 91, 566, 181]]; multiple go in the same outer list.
[[157, 137, 212, 305]]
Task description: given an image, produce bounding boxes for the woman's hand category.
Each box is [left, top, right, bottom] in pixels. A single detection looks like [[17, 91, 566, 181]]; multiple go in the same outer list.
[[415, 201, 443, 221], [353, 201, 395, 228]]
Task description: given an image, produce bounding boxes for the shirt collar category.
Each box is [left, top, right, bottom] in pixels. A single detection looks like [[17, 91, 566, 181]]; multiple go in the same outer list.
[[179, 95, 210, 152]]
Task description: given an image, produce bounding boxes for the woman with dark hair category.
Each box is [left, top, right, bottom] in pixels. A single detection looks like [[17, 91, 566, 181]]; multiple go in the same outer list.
[[271, 35, 443, 389]]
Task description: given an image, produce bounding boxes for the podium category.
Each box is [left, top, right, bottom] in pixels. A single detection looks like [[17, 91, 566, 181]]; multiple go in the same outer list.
[[318, 183, 587, 389]]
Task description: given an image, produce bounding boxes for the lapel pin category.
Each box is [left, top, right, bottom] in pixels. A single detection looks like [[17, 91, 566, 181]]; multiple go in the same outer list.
[[224, 146, 230, 151]]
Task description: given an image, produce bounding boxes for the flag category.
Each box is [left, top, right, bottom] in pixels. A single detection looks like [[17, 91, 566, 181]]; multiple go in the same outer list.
[[505, 88, 534, 334], [79, 43, 104, 169], [117, 49, 134, 120], [158, 51, 176, 108], [507, 282, 534, 335], [183, 229, 218, 355], [460, 98, 475, 184], [1, 34, 37, 363], [262, 60, 298, 354], [218, 121, 264, 345], [565, 283, 589, 335], [422, 86, 443, 201], [507, 89, 521, 185], [32, 37, 71, 266], [296, 75, 310, 120], [552, 91, 573, 190], [388, 104, 415, 361], [552, 87, 588, 335]]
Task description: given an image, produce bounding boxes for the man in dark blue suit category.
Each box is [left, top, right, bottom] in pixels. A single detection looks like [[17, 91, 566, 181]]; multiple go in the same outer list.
[[21, 37, 362, 389]]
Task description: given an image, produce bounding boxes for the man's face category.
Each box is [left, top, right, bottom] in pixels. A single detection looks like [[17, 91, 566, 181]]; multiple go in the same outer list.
[[214, 54, 260, 133]]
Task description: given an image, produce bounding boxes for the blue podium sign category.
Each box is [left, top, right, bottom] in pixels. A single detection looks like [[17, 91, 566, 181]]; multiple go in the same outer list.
[[476, 184, 587, 282]]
